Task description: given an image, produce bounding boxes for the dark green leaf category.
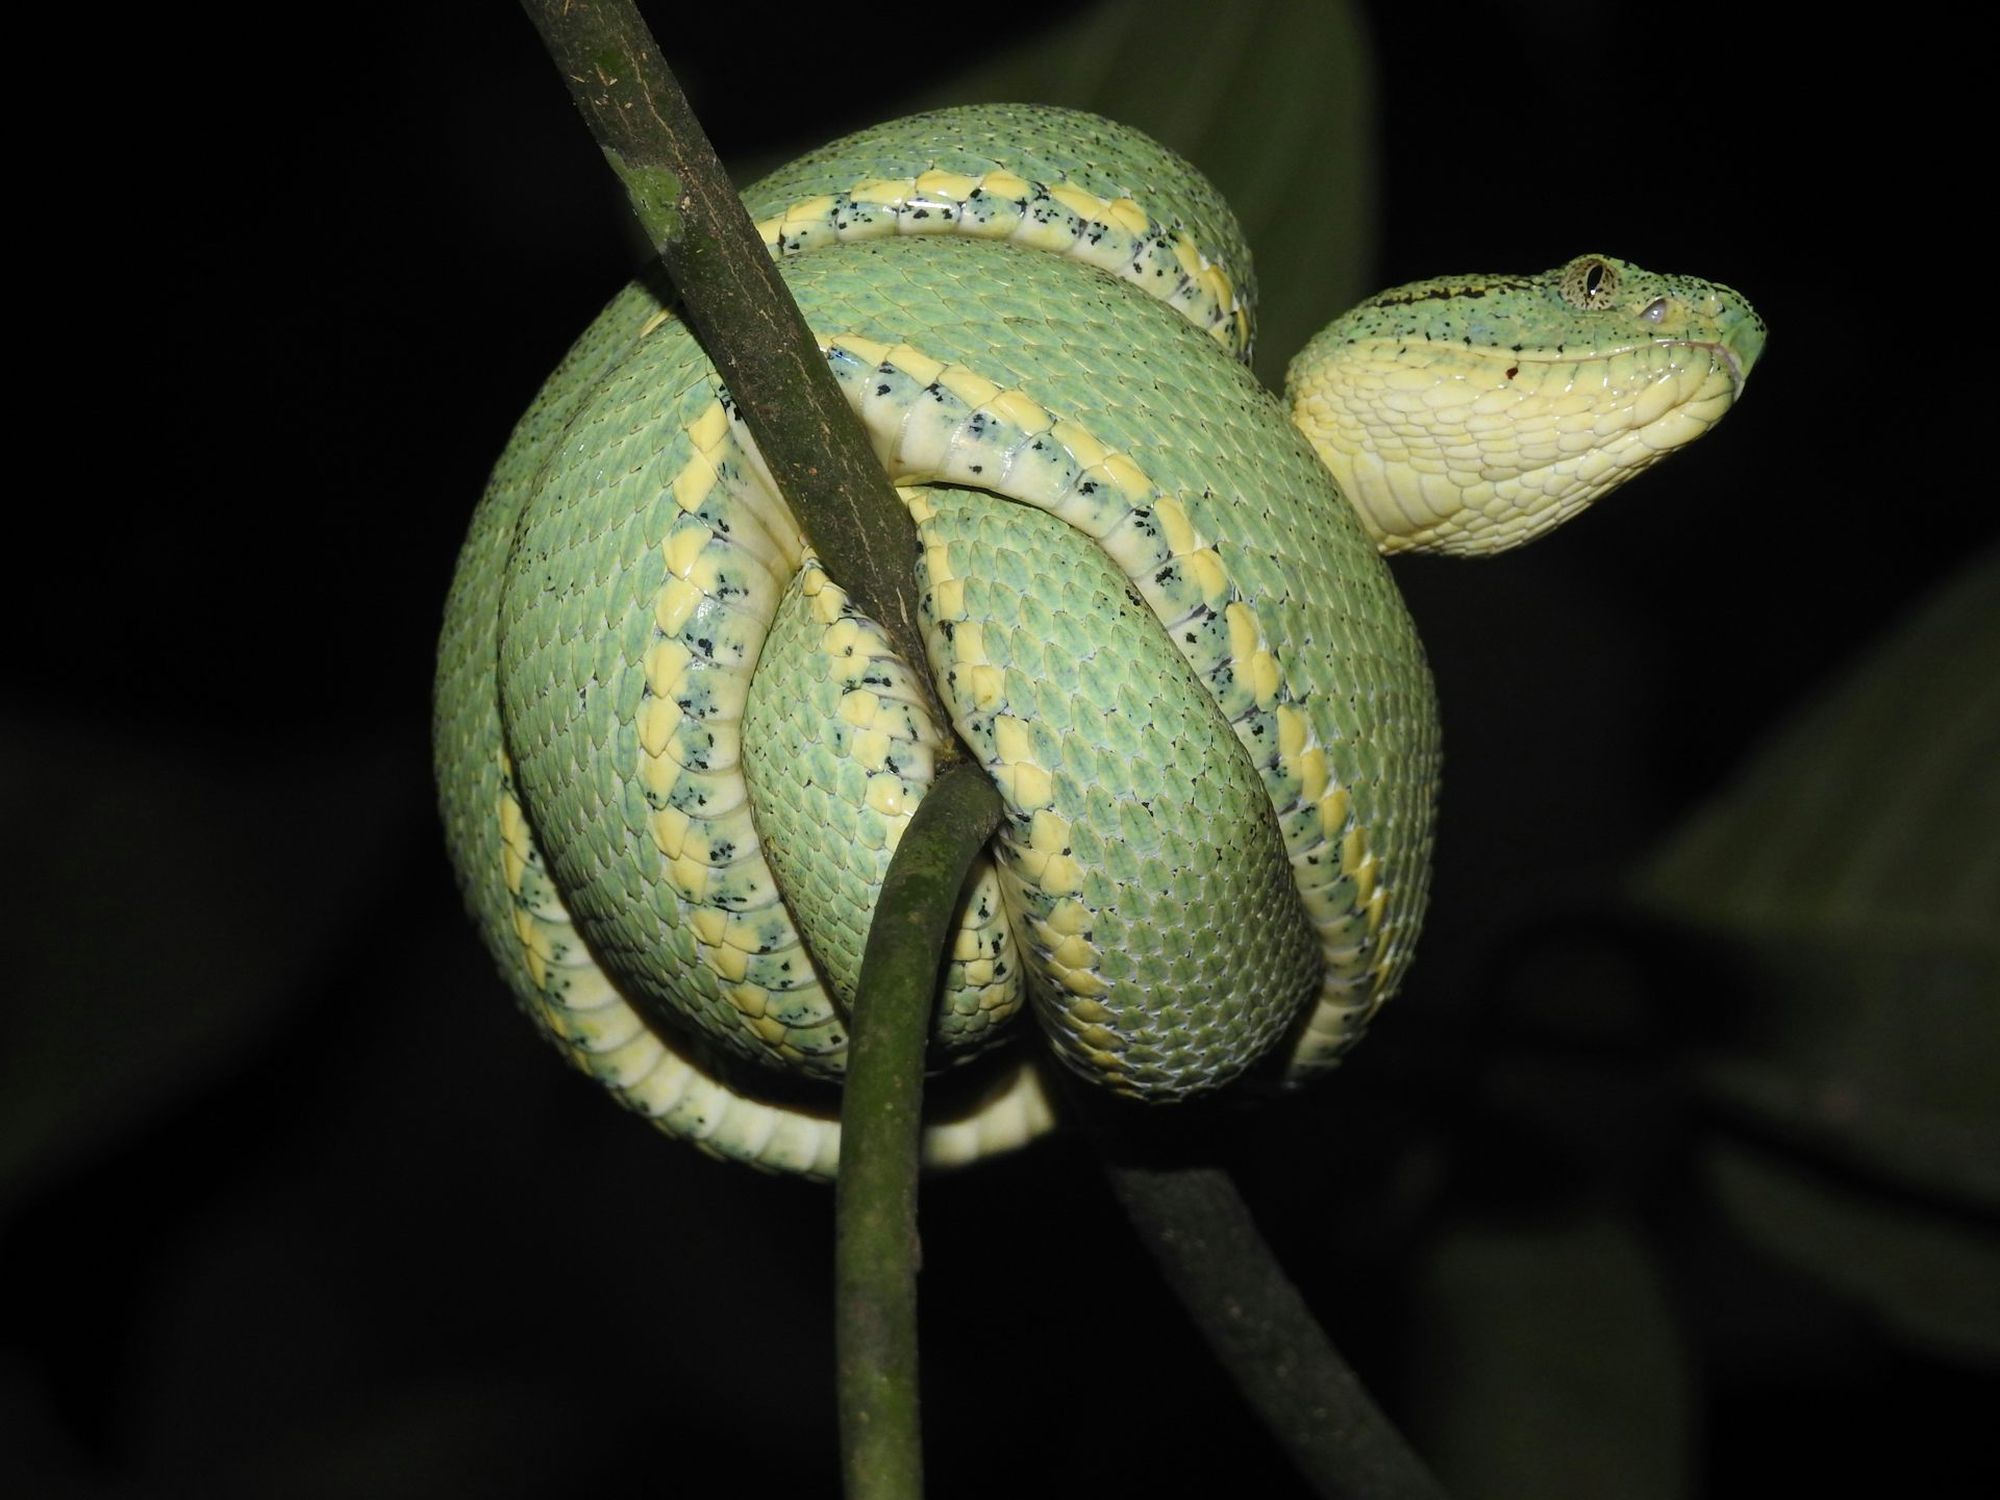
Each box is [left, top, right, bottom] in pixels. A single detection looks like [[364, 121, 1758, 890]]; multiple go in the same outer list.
[[1639, 548, 2000, 1354], [2, 723, 414, 1215], [1407, 1213, 1695, 1500]]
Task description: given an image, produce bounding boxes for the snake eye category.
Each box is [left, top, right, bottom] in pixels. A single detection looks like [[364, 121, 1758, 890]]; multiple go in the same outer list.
[[1559, 256, 1621, 310], [1642, 297, 1670, 324]]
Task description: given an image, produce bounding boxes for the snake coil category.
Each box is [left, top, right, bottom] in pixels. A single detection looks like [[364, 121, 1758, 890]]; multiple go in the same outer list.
[[435, 106, 1763, 1178]]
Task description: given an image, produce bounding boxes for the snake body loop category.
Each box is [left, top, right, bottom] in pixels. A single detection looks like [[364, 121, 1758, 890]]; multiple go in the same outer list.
[[435, 106, 1763, 1178]]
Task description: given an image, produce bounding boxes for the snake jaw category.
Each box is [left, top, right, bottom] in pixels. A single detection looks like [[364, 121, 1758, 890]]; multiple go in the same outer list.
[[1714, 342, 1747, 391], [1286, 259, 1765, 556], [1711, 302, 1769, 393], [1659, 280, 1767, 393]]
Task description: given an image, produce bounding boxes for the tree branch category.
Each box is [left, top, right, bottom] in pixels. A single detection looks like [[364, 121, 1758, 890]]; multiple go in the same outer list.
[[836, 763, 1004, 1499], [517, 8, 996, 1496], [1101, 1155, 1449, 1500], [513, 10, 1442, 1499], [518, 0, 947, 729]]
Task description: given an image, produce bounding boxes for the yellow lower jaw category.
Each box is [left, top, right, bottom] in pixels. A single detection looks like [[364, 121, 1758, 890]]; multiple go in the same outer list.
[[1291, 343, 1742, 556]]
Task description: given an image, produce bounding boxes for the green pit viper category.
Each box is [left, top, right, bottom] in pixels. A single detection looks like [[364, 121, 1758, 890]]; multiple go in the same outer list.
[[435, 105, 1765, 1179]]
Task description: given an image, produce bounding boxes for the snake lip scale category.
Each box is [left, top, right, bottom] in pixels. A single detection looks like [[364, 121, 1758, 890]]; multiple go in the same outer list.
[[1708, 339, 1751, 390], [435, 105, 1764, 1179]]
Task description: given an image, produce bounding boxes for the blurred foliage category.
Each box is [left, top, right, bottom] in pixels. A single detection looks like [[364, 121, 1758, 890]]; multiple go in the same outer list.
[[1, 727, 415, 1213], [1639, 548, 2000, 1361], [1408, 1213, 1693, 1500]]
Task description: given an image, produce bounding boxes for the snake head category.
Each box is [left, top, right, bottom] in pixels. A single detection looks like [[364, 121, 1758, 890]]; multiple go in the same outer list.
[[1287, 254, 1766, 556]]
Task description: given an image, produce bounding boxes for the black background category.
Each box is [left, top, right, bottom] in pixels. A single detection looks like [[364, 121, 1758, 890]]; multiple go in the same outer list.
[[6, 3, 1992, 1496]]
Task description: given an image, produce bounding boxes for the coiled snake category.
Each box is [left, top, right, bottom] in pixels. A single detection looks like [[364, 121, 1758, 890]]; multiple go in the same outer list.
[[435, 106, 1764, 1179]]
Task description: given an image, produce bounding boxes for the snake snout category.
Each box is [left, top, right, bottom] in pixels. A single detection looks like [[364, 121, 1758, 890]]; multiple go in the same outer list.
[[1712, 296, 1768, 390]]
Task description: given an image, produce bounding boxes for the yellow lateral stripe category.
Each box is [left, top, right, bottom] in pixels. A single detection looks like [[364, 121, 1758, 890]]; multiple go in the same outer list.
[[914, 168, 979, 200], [830, 334, 891, 369], [688, 400, 732, 454], [847, 178, 909, 205], [1152, 495, 1201, 555], [1047, 182, 1105, 221], [990, 389, 1052, 433], [1105, 197, 1150, 235], [977, 170, 1031, 200], [887, 344, 946, 387]]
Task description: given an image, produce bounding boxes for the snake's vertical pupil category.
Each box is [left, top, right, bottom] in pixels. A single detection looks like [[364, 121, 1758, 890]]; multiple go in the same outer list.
[[1558, 255, 1621, 309]]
